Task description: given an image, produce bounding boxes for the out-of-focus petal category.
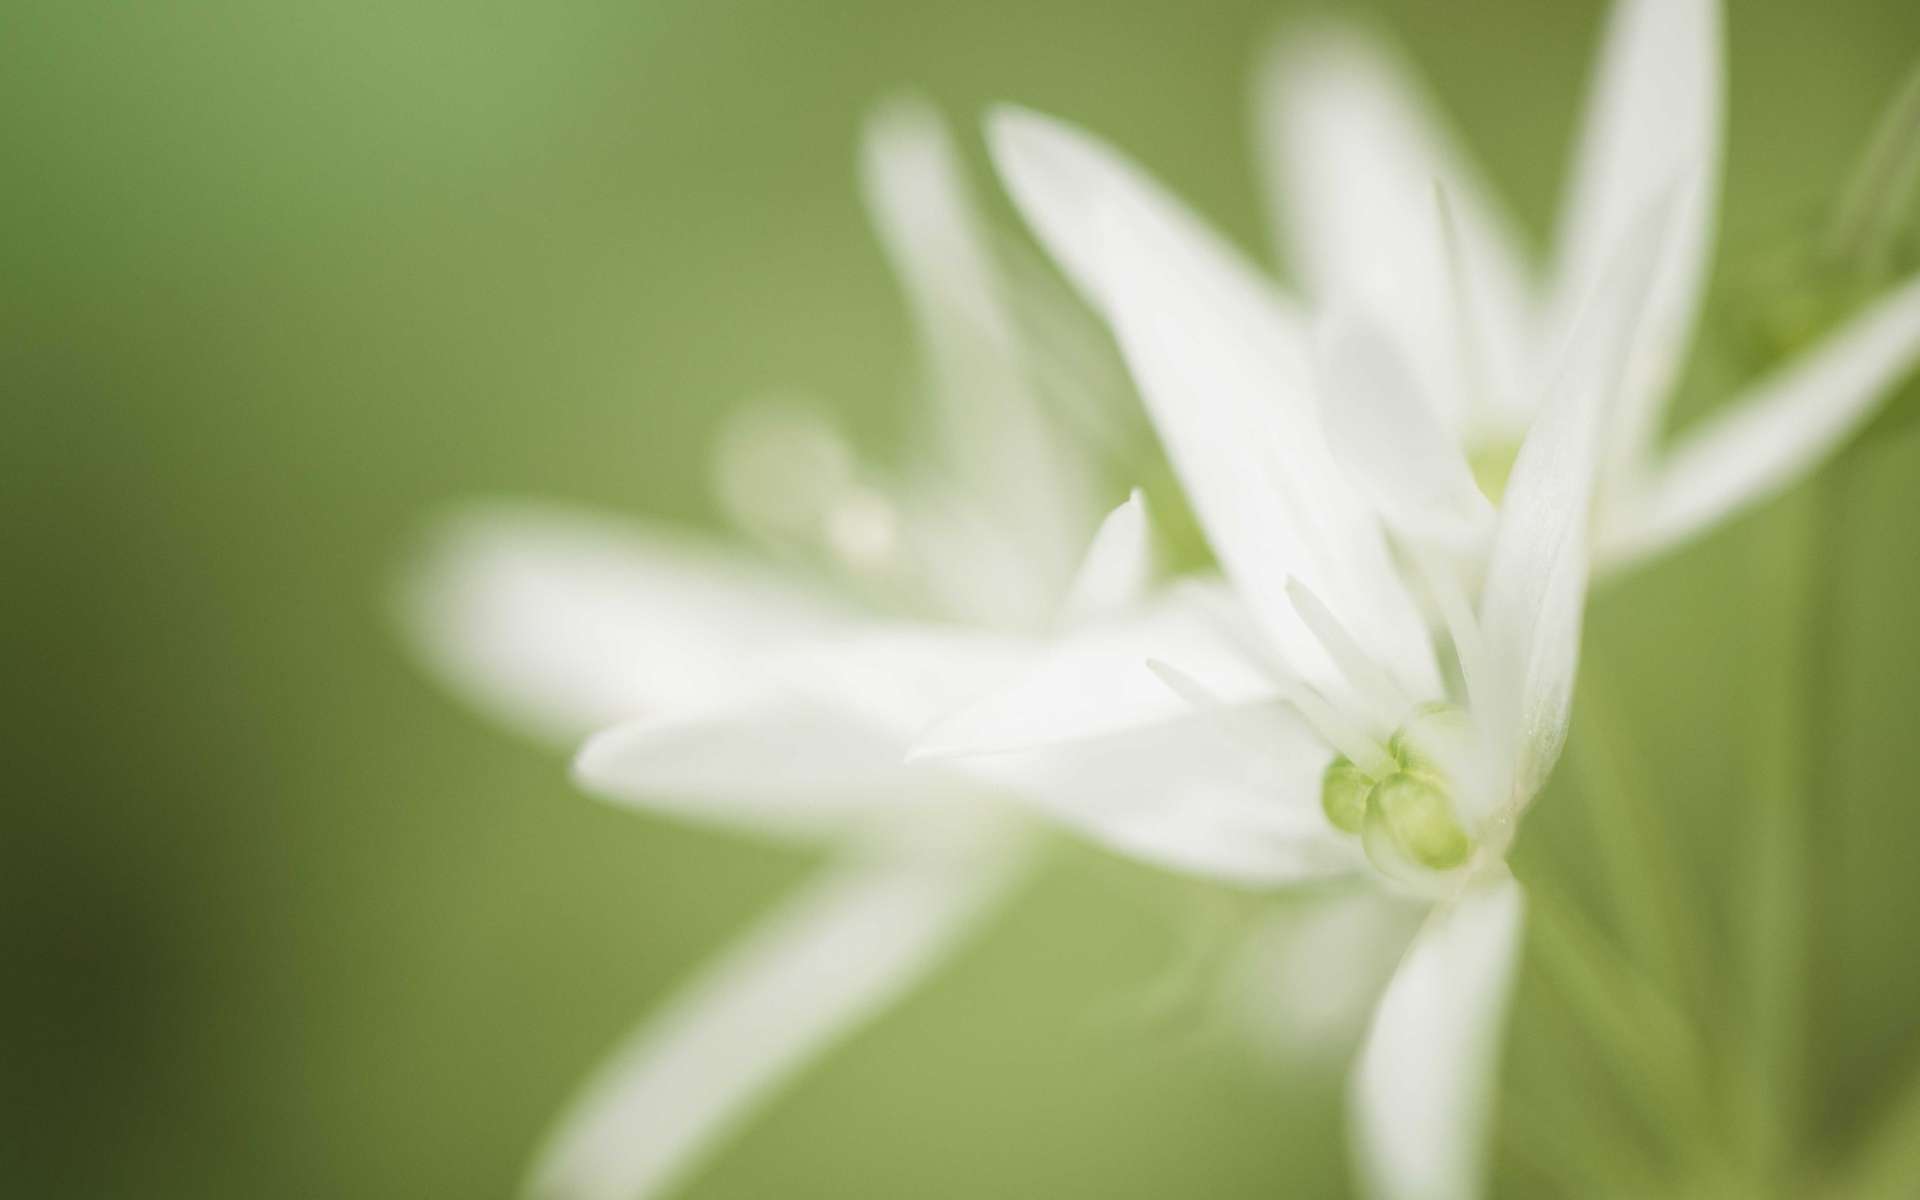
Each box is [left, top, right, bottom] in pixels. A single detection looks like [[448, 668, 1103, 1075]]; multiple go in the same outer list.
[[579, 626, 1031, 837], [400, 503, 853, 745], [1480, 197, 1672, 810], [913, 583, 1277, 758], [1599, 272, 1920, 569], [527, 817, 1030, 1200], [1225, 891, 1424, 1064], [1317, 310, 1495, 546], [1060, 489, 1154, 624], [1259, 21, 1536, 435], [1547, 0, 1722, 490], [987, 107, 1440, 698], [863, 98, 1096, 620], [1350, 873, 1525, 1200]]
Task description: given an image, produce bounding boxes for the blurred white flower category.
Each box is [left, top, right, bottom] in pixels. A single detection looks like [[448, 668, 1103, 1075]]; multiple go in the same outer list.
[[1257, 0, 1920, 573], [404, 98, 1144, 1200], [926, 50, 1675, 1194]]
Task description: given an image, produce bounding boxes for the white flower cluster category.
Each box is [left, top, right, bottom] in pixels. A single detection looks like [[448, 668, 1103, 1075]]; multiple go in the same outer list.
[[403, 1, 1920, 1196]]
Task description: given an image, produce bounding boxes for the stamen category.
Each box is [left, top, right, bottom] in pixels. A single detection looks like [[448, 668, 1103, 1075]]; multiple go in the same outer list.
[[1285, 578, 1412, 733], [1409, 547, 1490, 719]]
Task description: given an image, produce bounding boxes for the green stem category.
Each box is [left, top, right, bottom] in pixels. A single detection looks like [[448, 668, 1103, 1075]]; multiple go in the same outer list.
[[1828, 1052, 1920, 1199], [1571, 664, 1709, 1035], [1517, 866, 1720, 1173], [1745, 471, 1848, 1191]]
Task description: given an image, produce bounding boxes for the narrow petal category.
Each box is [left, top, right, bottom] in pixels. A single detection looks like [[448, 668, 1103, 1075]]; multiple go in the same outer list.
[[1060, 489, 1154, 624], [1259, 21, 1537, 434], [579, 627, 1031, 837], [967, 704, 1362, 886], [1350, 874, 1525, 1200], [913, 583, 1279, 758], [1480, 197, 1673, 808], [988, 105, 1259, 320], [987, 107, 1440, 698], [528, 821, 1029, 1200], [863, 98, 1096, 614], [399, 503, 852, 744], [1548, 0, 1722, 488], [1316, 310, 1495, 546], [1599, 272, 1920, 568]]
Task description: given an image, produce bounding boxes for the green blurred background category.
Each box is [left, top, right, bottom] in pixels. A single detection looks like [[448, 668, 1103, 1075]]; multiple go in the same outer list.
[[9, 1, 1920, 1195]]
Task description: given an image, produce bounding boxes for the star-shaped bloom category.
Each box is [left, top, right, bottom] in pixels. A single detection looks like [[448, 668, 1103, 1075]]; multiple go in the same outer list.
[[926, 4, 1920, 1191], [404, 99, 1158, 1200], [913, 79, 1677, 1197], [1257, 0, 1920, 573]]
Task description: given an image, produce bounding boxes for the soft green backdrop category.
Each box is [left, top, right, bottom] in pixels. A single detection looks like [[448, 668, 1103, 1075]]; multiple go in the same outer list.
[[8, 1, 1920, 1196]]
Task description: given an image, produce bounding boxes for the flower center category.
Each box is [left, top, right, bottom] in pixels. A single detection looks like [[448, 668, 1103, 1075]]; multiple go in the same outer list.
[[1319, 703, 1475, 875]]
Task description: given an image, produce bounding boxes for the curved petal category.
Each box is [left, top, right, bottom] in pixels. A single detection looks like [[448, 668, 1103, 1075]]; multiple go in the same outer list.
[[1480, 197, 1673, 809], [1599, 271, 1920, 569], [579, 626, 1032, 837], [528, 819, 1030, 1200], [1548, 0, 1723, 489], [1350, 874, 1525, 1200], [1258, 21, 1537, 434], [400, 503, 854, 744], [988, 107, 1440, 699]]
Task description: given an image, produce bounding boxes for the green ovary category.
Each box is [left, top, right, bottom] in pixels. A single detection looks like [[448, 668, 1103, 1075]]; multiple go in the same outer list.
[[1320, 757, 1372, 834], [1318, 704, 1478, 874], [1367, 771, 1472, 871]]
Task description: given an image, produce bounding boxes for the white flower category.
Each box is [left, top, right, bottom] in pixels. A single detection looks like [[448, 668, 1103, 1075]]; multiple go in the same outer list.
[[914, 57, 1677, 1197], [924, 3, 1920, 1192], [403, 98, 1146, 1200], [1258, 0, 1920, 573]]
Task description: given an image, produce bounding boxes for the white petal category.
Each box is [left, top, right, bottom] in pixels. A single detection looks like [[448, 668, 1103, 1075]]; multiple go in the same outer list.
[[1350, 874, 1525, 1200], [988, 107, 1440, 697], [1096, 182, 1444, 698], [968, 705, 1362, 887], [578, 626, 1032, 837], [1316, 310, 1495, 545], [1600, 271, 1920, 569], [1259, 21, 1537, 434], [1548, 0, 1722, 488], [988, 105, 1257, 320], [399, 503, 853, 744], [913, 583, 1278, 758], [863, 98, 1096, 613], [1226, 891, 1424, 1063], [1059, 489, 1154, 624], [1480, 196, 1674, 806], [528, 819, 1029, 1200]]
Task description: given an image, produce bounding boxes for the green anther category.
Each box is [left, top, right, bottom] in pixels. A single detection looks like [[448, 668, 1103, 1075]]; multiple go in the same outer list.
[[1320, 756, 1371, 834], [1468, 441, 1520, 504], [1368, 771, 1473, 871]]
